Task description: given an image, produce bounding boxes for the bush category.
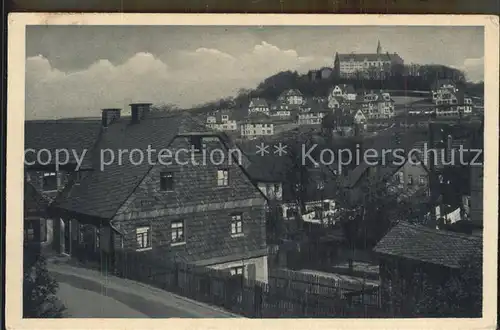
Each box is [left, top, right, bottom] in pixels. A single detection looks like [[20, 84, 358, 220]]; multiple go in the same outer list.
[[23, 248, 66, 318]]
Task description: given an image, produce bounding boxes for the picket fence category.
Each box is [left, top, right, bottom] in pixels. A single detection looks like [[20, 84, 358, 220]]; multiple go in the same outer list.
[[111, 250, 386, 318]]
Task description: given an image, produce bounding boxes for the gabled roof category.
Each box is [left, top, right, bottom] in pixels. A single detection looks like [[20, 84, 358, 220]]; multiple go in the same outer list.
[[244, 112, 273, 123], [337, 53, 392, 62], [374, 221, 482, 268], [24, 181, 49, 216], [249, 98, 269, 108], [52, 113, 207, 219], [431, 79, 456, 91], [332, 84, 356, 94], [25, 120, 103, 169], [280, 89, 303, 98]]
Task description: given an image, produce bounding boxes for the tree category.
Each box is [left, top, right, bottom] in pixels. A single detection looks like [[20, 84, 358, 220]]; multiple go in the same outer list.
[[413, 255, 482, 317], [151, 103, 179, 113], [23, 247, 66, 318]]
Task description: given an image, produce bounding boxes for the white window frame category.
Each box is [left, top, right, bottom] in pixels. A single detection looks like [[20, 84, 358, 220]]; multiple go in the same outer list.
[[171, 220, 185, 246], [136, 226, 152, 251], [230, 266, 244, 276], [231, 213, 243, 236], [217, 169, 229, 186]]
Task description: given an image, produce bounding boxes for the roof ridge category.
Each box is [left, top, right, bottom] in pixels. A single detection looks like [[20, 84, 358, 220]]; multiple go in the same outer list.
[[396, 221, 482, 241]]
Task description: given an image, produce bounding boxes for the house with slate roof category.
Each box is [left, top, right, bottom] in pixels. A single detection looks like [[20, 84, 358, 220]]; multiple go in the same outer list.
[[353, 91, 395, 120], [374, 221, 482, 316], [278, 89, 305, 106], [205, 109, 238, 132], [24, 118, 104, 253], [297, 99, 330, 126], [240, 112, 274, 139], [328, 84, 357, 102], [248, 97, 270, 115], [35, 104, 269, 283]]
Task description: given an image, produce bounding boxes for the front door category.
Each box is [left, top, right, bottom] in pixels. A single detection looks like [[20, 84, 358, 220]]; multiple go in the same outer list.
[[60, 218, 71, 255]]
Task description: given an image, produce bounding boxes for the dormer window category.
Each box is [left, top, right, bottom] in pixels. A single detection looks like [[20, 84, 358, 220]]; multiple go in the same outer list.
[[42, 172, 58, 192]]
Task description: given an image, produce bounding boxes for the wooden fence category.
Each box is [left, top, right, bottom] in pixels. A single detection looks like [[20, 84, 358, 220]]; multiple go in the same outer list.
[[111, 250, 386, 318]]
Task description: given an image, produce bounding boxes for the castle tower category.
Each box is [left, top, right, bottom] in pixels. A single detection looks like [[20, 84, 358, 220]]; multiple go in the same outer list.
[[376, 40, 382, 55]]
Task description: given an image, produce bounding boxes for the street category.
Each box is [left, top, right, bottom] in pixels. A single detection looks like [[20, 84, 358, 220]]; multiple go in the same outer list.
[[48, 263, 241, 318]]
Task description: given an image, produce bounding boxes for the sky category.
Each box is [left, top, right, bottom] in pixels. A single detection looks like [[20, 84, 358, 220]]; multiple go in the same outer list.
[[26, 25, 484, 119]]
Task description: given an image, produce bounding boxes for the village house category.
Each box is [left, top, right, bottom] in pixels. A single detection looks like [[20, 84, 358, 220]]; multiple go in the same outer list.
[[432, 81, 473, 118], [248, 97, 270, 115], [42, 104, 269, 283], [353, 91, 395, 120], [328, 84, 357, 101], [243, 153, 342, 235], [297, 100, 330, 126], [278, 89, 305, 106], [205, 109, 238, 132], [342, 152, 431, 214], [24, 117, 104, 253], [334, 41, 404, 79], [240, 112, 274, 139], [374, 221, 482, 316], [321, 110, 356, 138], [269, 101, 293, 119]]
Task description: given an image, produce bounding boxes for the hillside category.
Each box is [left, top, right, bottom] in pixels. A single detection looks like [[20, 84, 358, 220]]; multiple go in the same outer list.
[[185, 64, 483, 115]]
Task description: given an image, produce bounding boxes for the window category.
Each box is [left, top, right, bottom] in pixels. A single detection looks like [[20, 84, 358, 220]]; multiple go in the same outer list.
[[408, 175, 413, 185], [231, 213, 243, 235], [217, 169, 229, 186], [230, 266, 244, 276], [95, 227, 100, 251], [419, 175, 427, 186], [24, 219, 47, 243], [190, 136, 202, 151], [78, 224, 85, 244], [273, 184, 280, 195], [171, 220, 185, 244], [136, 226, 151, 250], [286, 208, 297, 219], [221, 115, 229, 122], [323, 202, 330, 210], [42, 172, 58, 192], [160, 172, 174, 191], [24, 221, 35, 242]]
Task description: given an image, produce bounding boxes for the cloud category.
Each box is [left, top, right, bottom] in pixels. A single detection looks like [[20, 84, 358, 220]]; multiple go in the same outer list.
[[26, 42, 331, 119], [461, 56, 484, 82]]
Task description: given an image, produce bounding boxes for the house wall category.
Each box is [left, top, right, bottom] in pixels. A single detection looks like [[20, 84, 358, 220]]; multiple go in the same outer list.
[[111, 136, 267, 264], [241, 123, 274, 137], [208, 255, 269, 283], [391, 161, 429, 192], [257, 182, 283, 200]]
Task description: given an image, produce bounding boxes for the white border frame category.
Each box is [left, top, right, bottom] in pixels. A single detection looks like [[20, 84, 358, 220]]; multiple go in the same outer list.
[[7, 13, 499, 330]]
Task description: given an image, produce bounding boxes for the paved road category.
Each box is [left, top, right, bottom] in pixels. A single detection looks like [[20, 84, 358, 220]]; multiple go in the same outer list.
[[48, 263, 240, 318]]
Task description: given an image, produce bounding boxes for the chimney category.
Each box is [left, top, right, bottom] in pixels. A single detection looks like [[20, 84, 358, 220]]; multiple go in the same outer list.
[[101, 108, 121, 128], [130, 103, 152, 124]]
